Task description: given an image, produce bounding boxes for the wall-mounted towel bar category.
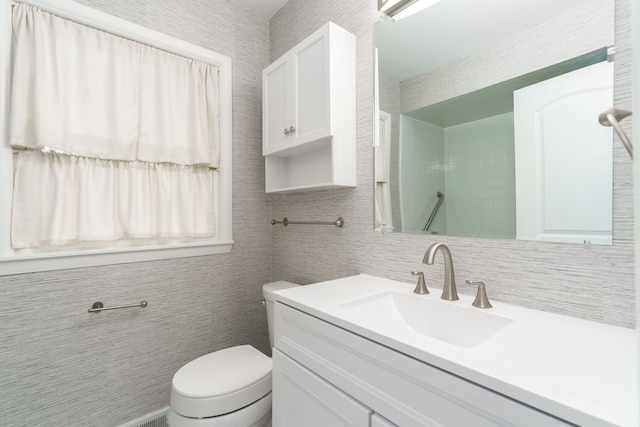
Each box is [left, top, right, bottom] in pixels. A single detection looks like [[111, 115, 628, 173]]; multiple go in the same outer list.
[[599, 107, 633, 159], [88, 301, 148, 313], [271, 217, 344, 228], [423, 191, 444, 232]]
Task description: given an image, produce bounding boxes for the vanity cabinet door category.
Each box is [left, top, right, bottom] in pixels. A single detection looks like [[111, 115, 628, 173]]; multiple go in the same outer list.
[[263, 55, 292, 154], [288, 28, 330, 148], [372, 413, 398, 427], [262, 24, 331, 156], [273, 348, 373, 427]]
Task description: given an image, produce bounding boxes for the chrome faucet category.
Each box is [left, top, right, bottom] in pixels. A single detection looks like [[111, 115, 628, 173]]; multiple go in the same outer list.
[[423, 243, 459, 301]]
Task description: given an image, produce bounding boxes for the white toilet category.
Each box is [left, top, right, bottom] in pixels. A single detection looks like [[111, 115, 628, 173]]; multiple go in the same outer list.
[[167, 281, 299, 427]]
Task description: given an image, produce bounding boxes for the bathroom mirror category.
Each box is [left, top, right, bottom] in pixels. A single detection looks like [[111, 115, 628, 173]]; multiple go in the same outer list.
[[374, 0, 616, 245]]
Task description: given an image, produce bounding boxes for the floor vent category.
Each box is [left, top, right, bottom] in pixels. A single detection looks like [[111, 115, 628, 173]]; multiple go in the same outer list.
[[118, 407, 169, 427]]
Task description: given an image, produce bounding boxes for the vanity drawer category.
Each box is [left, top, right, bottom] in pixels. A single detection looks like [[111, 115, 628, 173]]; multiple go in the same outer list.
[[274, 302, 571, 427]]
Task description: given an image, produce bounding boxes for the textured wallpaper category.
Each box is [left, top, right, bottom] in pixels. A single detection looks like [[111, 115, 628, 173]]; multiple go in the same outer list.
[[401, 0, 615, 113], [269, 0, 634, 329], [0, 0, 271, 425]]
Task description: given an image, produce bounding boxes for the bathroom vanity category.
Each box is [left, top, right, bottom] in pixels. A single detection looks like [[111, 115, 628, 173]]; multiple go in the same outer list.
[[272, 274, 637, 426]]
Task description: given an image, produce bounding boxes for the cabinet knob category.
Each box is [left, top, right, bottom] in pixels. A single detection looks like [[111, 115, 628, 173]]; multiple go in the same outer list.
[[283, 127, 290, 135]]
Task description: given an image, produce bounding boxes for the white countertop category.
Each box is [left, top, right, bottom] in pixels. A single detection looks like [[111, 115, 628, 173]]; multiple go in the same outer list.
[[274, 274, 638, 427]]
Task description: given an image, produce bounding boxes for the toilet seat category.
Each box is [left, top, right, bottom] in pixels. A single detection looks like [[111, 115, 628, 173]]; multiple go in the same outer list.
[[170, 345, 272, 419]]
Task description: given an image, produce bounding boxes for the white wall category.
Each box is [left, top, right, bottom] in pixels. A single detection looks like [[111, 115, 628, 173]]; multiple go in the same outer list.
[[632, 0, 640, 397]]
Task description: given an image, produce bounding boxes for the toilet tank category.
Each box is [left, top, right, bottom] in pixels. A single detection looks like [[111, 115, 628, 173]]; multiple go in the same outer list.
[[263, 281, 299, 348]]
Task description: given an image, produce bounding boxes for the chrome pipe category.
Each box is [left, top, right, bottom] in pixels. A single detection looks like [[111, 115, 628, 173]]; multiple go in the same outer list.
[[423, 192, 444, 232], [599, 107, 633, 159], [88, 301, 148, 313], [271, 217, 344, 228]]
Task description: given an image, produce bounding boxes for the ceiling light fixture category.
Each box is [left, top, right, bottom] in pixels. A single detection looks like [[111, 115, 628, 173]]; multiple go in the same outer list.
[[378, 0, 443, 20]]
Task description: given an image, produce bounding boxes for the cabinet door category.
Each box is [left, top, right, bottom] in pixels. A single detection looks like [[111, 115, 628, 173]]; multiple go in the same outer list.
[[290, 29, 330, 147], [514, 61, 613, 244], [372, 414, 398, 427], [273, 349, 372, 426], [263, 55, 291, 155]]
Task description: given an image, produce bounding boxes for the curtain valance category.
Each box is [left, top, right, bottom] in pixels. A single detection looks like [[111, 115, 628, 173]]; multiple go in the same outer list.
[[10, 3, 220, 168]]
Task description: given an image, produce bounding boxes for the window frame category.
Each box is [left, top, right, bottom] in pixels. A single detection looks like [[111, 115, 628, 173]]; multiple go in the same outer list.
[[0, 0, 233, 275]]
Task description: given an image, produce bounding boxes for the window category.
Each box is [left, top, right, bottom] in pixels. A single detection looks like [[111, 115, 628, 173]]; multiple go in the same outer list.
[[0, 0, 233, 275]]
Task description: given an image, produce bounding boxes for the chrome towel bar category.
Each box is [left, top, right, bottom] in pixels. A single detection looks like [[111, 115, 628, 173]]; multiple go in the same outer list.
[[423, 191, 444, 232], [88, 301, 148, 313], [271, 217, 344, 228]]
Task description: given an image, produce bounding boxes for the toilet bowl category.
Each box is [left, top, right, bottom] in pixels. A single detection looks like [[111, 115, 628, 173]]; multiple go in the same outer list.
[[167, 281, 299, 427]]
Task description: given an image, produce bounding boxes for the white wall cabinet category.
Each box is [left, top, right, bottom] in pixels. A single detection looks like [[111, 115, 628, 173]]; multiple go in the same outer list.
[[262, 22, 356, 193], [274, 302, 572, 426]]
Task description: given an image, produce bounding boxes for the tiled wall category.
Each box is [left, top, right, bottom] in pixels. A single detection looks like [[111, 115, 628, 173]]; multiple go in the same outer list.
[[398, 113, 515, 238], [270, 0, 634, 328], [0, 1, 271, 425], [443, 113, 516, 238], [399, 116, 446, 234]]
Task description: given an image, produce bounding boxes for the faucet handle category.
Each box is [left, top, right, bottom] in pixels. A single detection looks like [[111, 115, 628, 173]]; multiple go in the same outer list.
[[411, 271, 429, 295], [465, 280, 492, 309]]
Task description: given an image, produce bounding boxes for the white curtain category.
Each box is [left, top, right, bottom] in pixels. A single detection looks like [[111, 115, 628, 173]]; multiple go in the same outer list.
[[139, 46, 220, 167], [9, 4, 221, 249], [375, 119, 389, 228]]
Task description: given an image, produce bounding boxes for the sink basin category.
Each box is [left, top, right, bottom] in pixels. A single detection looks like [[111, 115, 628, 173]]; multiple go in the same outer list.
[[339, 291, 513, 348]]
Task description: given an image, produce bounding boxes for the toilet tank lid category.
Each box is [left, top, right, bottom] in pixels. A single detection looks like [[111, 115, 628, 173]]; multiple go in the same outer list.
[[263, 280, 299, 300], [172, 345, 271, 398]]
